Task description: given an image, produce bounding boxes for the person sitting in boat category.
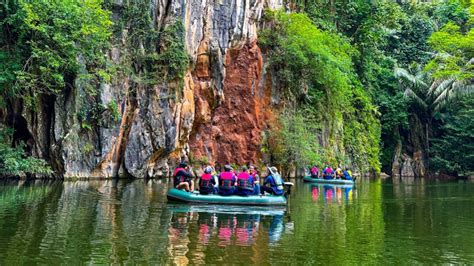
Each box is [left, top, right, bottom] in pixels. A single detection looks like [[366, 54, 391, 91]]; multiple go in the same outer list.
[[261, 167, 284, 196], [249, 165, 261, 195], [173, 162, 194, 192], [236, 166, 255, 196], [219, 164, 237, 196], [335, 167, 343, 179], [310, 165, 319, 179], [343, 169, 353, 181], [199, 166, 217, 194], [211, 166, 219, 189], [323, 166, 334, 180]]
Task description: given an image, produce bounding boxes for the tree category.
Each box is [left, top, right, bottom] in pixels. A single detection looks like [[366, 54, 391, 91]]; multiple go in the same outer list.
[[430, 97, 474, 175], [260, 11, 381, 173], [0, 0, 112, 176], [0, 0, 112, 105]]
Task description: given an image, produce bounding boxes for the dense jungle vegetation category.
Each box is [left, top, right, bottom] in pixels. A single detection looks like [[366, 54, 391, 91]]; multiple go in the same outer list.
[[262, 0, 473, 177], [0, 0, 473, 177], [0, 0, 112, 176]]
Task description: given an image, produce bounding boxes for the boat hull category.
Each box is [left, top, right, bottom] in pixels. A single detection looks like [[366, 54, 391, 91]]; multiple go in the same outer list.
[[303, 176, 354, 185], [167, 188, 287, 206]]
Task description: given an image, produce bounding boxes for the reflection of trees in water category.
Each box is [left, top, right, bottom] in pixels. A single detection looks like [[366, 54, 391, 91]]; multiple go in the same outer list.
[[287, 182, 383, 264], [0, 180, 54, 210], [0, 180, 62, 264], [382, 180, 474, 263], [0, 179, 174, 264]]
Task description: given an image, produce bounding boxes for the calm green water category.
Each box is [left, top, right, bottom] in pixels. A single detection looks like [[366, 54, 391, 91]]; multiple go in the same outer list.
[[0, 178, 473, 264]]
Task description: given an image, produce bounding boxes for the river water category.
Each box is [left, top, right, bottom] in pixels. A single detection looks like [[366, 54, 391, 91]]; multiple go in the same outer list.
[[0, 178, 473, 264]]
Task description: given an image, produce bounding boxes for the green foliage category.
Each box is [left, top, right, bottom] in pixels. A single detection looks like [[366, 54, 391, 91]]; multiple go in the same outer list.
[[260, 11, 353, 104], [0, 0, 112, 102], [0, 0, 111, 176], [385, 10, 434, 66], [82, 143, 95, 154], [426, 22, 474, 79], [261, 11, 381, 172], [283, 0, 474, 176], [433, 0, 470, 26], [430, 97, 474, 175], [115, 2, 189, 89], [78, 102, 105, 130], [196, 156, 210, 166], [343, 83, 381, 173], [270, 109, 323, 169], [0, 128, 52, 176], [156, 22, 189, 82], [106, 101, 120, 122]]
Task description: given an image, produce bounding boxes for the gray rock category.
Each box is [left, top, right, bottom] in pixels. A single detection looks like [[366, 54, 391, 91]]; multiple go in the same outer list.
[[400, 153, 415, 179], [15, 0, 280, 179]]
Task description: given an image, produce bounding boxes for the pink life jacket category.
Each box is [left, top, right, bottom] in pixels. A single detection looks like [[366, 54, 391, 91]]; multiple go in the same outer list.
[[311, 167, 318, 174], [173, 167, 185, 177], [237, 172, 253, 191], [219, 172, 234, 189], [173, 167, 186, 182], [325, 168, 333, 175], [200, 173, 212, 189]]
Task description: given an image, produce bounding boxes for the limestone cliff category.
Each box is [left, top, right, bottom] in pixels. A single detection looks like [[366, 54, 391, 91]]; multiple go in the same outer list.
[[391, 115, 427, 179], [16, 0, 283, 178]]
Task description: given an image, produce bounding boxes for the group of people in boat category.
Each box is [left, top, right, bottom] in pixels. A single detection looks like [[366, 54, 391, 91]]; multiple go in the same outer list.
[[173, 162, 285, 196], [309, 165, 354, 181]]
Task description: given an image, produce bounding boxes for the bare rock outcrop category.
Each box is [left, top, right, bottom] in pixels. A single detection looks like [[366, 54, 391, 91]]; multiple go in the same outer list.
[[16, 0, 283, 178]]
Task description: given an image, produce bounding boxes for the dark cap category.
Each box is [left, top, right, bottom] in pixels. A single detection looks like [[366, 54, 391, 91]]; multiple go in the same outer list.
[[179, 162, 188, 168]]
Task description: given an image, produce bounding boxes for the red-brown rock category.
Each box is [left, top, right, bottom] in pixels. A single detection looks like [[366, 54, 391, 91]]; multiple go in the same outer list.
[[189, 41, 273, 165]]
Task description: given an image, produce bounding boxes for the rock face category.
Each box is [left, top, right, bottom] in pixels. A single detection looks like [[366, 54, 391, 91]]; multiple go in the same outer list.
[[391, 115, 427, 179], [400, 154, 415, 179], [189, 41, 273, 165], [15, 0, 283, 178]]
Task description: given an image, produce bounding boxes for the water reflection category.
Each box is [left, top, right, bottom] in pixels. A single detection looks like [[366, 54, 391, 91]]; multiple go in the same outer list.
[[310, 184, 357, 204], [168, 204, 289, 247], [166, 203, 292, 264], [0, 179, 474, 264], [0, 179, 172, 264]]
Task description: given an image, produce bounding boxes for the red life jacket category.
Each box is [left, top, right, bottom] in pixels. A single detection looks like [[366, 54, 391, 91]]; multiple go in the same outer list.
[[219, 172, 234, 190], [173, 167, 186, 183], [237, 172, 253, 191], [200, 173, 212, 189]]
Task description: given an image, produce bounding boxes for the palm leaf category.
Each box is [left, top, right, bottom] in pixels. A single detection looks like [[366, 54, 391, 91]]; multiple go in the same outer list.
[[433, 81, 474, 111], [429, 78, 454, 98], [394, 67, 428, 89], [404, 88, 428, 109]]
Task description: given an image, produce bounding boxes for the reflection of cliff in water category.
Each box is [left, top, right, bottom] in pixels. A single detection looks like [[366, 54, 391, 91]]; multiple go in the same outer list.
[[167, 206, 293, 263]]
